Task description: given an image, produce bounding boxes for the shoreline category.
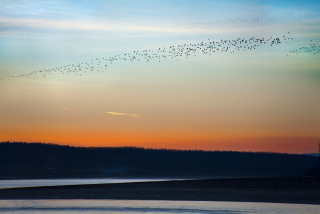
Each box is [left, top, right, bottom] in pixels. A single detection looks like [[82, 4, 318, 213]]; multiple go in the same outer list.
[[0, 177, 319, 205]]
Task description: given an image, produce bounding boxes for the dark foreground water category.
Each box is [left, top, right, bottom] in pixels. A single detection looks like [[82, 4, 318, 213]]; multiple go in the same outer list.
[[0, 178, 175, 189], [0, 200, 319, 214]]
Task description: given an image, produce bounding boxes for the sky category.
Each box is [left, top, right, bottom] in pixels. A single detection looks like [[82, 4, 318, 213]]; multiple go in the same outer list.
[[0, 0, 320, 153]]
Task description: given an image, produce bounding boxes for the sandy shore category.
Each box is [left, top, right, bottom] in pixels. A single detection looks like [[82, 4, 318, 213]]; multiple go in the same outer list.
[[0, 177, 319, 204]]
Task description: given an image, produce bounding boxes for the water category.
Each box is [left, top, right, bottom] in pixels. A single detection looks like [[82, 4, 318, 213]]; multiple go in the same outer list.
[[0, 178, 175, 189], [0, 200, 319, 214]]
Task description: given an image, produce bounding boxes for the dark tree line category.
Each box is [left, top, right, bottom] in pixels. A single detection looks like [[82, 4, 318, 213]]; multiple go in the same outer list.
[[0, 141, 318, 179], [304, 141, 320, 177]]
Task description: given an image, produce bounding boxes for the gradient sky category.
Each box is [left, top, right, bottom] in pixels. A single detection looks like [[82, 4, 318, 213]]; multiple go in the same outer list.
[[1, 0, 320, 153]]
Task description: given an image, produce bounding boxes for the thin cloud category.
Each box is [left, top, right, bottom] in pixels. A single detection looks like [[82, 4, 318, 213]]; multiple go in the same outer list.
[[107, 111, 140, 118], [0, 17, 248, 34], [61, 107, 78, 112]]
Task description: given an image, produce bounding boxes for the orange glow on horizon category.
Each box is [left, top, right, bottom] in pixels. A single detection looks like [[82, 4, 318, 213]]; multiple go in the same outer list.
[[1, 126, 319, 154]]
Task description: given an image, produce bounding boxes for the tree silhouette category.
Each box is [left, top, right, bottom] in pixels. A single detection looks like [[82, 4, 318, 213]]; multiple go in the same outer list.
[[318, 141, 320, 168], [0, 141, 318, 178]]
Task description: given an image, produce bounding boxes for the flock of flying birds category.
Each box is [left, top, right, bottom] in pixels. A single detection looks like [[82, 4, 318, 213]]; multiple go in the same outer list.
[[181, 17, 266, 29], [290, 41, 320, 55], [1, 33, 319, 81]]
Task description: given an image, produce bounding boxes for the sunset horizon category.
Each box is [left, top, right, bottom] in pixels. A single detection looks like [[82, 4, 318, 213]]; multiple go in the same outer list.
[[1, 1, 320, 209], [1, 0, 320, 155]]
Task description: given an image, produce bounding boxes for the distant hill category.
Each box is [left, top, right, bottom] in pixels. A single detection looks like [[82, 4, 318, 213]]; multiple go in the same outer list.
[[306, 153, 320, 157], [0, 142, 318, 179]]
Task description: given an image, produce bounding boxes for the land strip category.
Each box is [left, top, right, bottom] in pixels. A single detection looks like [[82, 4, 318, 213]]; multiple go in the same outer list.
[[0, 177, 319, 204]]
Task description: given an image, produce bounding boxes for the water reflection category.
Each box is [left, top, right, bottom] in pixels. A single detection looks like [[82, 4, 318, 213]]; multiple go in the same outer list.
[[0, 200, 319, 214], [0, 178, 175, 189]]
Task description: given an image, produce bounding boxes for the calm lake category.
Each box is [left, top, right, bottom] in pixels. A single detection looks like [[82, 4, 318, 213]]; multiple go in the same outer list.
[[0, 178, 175, 189], [0, 200, 319, 214]]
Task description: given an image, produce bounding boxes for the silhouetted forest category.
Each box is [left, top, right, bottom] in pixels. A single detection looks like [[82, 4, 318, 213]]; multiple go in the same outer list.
[[304, 142, 320, 177], [0, 142, 318, 179]]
